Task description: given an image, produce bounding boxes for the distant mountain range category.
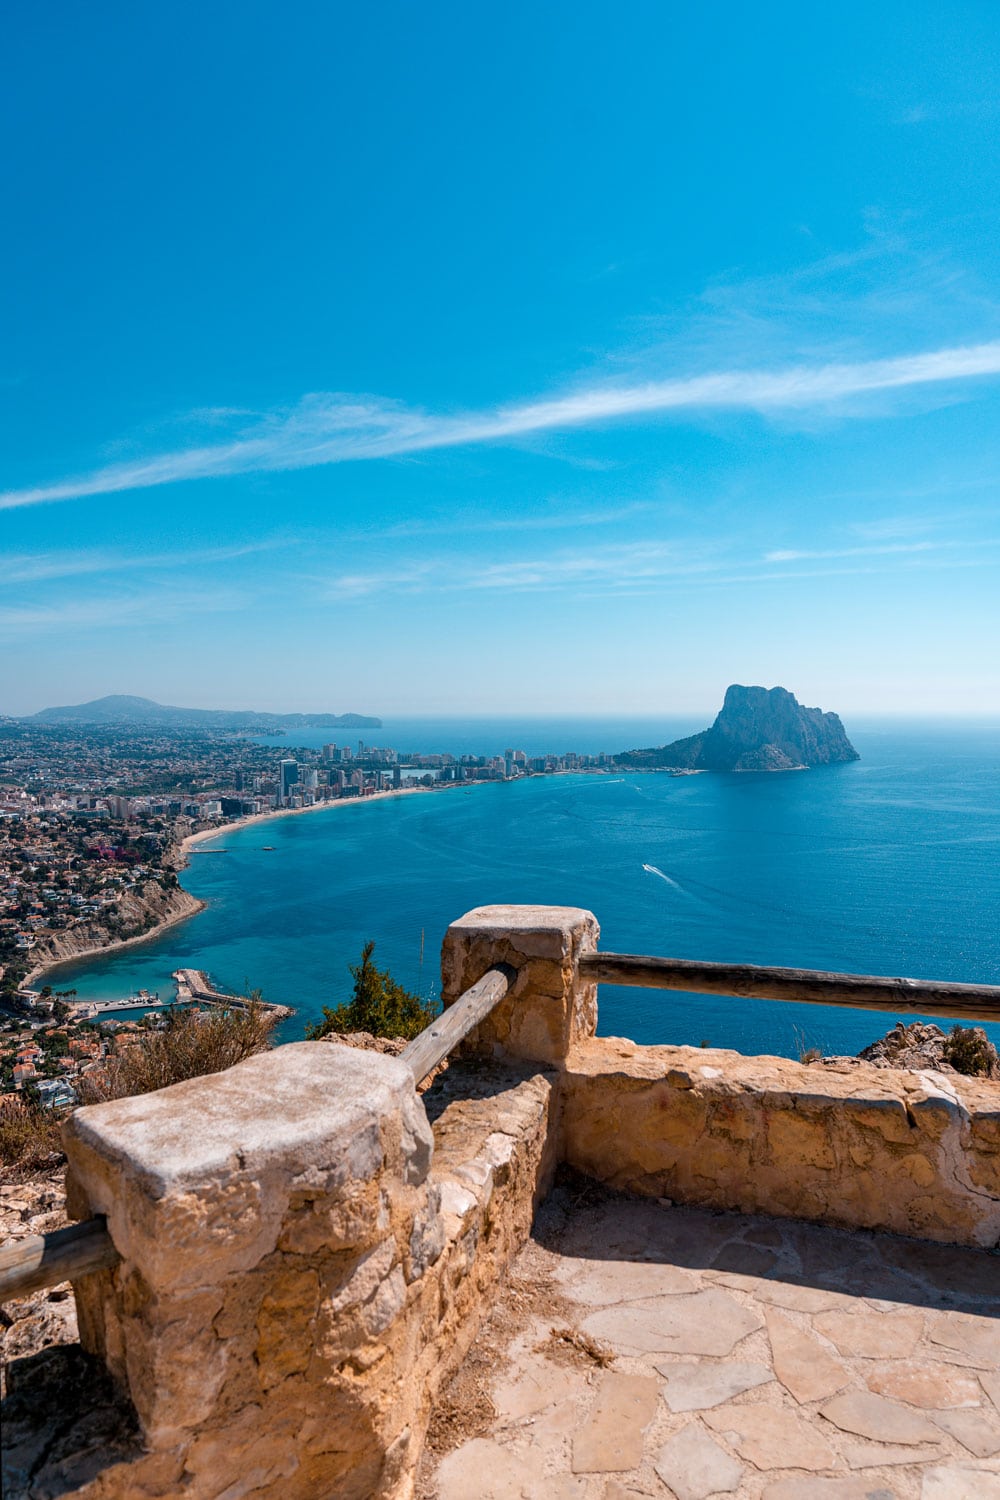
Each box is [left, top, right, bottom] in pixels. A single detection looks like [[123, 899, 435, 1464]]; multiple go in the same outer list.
[[617, 685, 859, 771], [27, 695, 382, 732]]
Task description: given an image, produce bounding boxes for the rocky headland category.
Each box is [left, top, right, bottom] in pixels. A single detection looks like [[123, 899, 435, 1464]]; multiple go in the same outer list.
[[24, 880, 203, 988], [617, 684, 859, 772]]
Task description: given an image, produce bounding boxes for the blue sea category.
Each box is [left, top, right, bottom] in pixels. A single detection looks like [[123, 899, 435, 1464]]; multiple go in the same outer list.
[[48, 717, 1000, 1060]]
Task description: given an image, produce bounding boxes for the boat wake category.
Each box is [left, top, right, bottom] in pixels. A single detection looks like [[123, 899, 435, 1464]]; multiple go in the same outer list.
[[642, 862, 683, 890]]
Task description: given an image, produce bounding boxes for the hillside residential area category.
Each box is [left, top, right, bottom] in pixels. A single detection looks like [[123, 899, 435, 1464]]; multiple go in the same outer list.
[[0, 716, 616, 1100]]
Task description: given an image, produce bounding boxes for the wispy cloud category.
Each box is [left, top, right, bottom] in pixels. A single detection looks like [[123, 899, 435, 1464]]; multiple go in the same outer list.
[[6, 339, 1000, 510], [320, 528, 1000, 602], [0, 587, 248, 638], [378, 501, 655, 539], [0, 539, 287, 586], [323, 542, 720, 599], [764, 541, 938, 563], [765, 538, 1000, 563]]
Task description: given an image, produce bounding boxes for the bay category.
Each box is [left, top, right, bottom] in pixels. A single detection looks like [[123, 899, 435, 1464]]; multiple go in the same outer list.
[[50, 718, 1000, 1060]]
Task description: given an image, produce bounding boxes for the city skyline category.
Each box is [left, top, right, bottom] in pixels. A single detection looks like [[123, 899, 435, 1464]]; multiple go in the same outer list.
[[4, 3, 1000, 715]]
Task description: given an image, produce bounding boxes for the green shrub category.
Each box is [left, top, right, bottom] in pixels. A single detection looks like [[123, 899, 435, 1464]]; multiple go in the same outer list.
[[305, 941, 434, 1042], [942, 1024, 999, 1079]]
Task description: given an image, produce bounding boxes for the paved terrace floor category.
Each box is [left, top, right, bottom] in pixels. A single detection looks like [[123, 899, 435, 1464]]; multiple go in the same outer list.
[[419, 1179, 1000, 1500]]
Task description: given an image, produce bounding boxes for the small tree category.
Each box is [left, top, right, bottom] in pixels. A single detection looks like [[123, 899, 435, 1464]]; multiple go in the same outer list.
[[306, 941, 433, 1041]]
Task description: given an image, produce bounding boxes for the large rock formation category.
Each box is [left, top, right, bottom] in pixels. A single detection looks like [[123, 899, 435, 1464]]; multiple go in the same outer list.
[[618, 685, 859, 772]]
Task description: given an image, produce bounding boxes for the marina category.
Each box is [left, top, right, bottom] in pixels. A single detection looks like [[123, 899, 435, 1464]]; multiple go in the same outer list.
[[70, 988, 164, 1018], [172, 968, 293, 1019], [62, 973, 292, 1023]]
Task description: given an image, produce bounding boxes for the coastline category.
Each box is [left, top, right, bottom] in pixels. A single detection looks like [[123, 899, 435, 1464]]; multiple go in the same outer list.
[[24, 887, 207, 990], [25, 773, 611, 995], [26, 784, 457, 992], [180, 783, 430, 857]]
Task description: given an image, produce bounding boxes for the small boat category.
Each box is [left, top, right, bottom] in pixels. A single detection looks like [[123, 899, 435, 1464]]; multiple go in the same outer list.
[[262, 845, 275, 850]]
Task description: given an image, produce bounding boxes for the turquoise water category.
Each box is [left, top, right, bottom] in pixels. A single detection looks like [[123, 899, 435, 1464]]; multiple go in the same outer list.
[[50, 719, 1000, 1060]]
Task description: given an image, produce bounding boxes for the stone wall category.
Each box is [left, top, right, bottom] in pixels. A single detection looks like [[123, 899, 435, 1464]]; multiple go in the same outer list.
[[10, 903, 998, 1500], [561, 1035, 1000, 1250], [53, 1045, 558, 1500]]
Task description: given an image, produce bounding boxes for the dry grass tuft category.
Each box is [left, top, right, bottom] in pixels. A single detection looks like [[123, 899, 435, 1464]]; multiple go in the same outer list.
[[538, 1325, 615, 1368], [942, 1024, 1000, 1079], [0, 1095, 65, 1176], [79, 1003, 278, 1102]]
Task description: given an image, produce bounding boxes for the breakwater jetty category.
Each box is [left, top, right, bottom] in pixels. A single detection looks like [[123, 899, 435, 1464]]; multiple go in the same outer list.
[[172, 968, 293, 1019]]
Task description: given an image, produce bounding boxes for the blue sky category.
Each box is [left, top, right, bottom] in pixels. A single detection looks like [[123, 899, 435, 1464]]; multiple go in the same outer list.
[[3, 1, 1000, 716]]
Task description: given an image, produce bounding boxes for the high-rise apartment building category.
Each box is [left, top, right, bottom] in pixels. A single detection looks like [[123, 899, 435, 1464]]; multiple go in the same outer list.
[[278, 759, 299, 806]]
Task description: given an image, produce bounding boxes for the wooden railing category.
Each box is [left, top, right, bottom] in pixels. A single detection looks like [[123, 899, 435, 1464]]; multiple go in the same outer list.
[[0, 1216, 118, 1301], [580, 952, 1000, 1025], [4, 945, 999, 1304], [401, 964, 513, 1084]]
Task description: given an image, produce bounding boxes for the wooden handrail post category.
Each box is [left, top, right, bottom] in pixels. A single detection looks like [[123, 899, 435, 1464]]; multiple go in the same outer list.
[[0, 1216, 118, 1302], [59, 1043, 439, 1496]]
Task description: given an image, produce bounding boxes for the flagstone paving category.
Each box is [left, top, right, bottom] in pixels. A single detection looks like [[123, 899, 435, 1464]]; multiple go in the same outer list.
[[422, 1184, 1000, 1499]]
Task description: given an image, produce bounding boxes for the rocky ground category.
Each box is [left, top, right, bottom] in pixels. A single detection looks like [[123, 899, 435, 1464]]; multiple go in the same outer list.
[[2, 1028, 998, 1498], [421, 1179, 1000, 1500], [0, 1170, 74, 1399], [0, 1030, 443, 1403], [853, 1023, 1000, 1079]]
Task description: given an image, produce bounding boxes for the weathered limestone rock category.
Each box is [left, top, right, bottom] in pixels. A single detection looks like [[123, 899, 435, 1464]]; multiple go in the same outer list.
[[704, 1403, 838, 1470], [555, 1255, 697, 1303], [813, 1308, 924, 1359], [857, 1020, 1000, 1079], [560, 1036, 1000, 1248], [763, 1480, 903, 1500], [492, 1354, 589, 1421], [930, 1408, 1000, 1456], [839, 1441, 947, 1468], [866, 1362, 983, 1409], [580, 1287, 762, 1356], [922, 1466, 1000, 1500], [11, 903, 1000, 1500], [820, 1389, 942, 1445], [656, 1360, 773, 1411], [63, 1044, 435, 1498], [436, 1437, 587, 1499], [570, 1372, 659, 1473], [765, 1308, 849, 1403], [441, 905, 599, 1065], [926, 1310, 999, 1366]]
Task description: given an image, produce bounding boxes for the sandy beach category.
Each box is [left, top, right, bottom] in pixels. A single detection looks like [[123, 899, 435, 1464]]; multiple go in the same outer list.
[[181, 783, 430, 855]]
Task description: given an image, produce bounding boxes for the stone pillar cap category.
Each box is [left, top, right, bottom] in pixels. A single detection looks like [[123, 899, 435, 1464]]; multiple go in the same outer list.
[[448, 905, 597, 933], [64, 1042, 423, 1199]]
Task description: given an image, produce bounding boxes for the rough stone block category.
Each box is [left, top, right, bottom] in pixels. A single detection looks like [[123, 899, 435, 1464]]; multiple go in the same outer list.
[[62, 1043, 437, 1497], [441, 905, 599, 1064], [560, 1038, 1000, 1248]]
